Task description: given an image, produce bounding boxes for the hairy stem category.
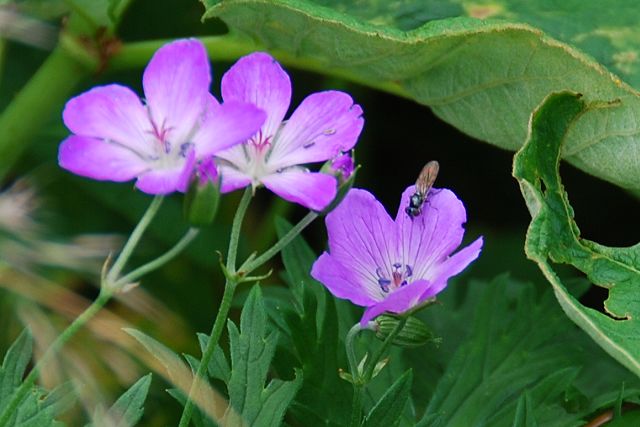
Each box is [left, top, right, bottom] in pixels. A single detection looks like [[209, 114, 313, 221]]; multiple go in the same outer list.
[[178, 187, 253, 427]]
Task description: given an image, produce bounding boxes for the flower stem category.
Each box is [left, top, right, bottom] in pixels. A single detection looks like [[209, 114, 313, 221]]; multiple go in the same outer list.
[[347, 317, 408, 427], [240, 211, 317, 274], [105, 196, 163, 287], [114, 227, 200, 287], [178, 187, 253, 427], [0, 287, 112, 427]]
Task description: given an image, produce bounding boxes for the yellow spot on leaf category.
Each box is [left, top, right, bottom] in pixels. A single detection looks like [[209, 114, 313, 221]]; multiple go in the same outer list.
[[465, 3, 504, 20]]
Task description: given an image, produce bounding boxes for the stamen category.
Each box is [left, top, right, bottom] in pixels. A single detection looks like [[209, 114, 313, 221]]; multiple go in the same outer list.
[[303, 142, 315, 149], [323, 129, 336, 135]]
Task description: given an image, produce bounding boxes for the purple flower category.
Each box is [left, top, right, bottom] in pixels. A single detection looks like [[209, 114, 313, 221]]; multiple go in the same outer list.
[[311, 186, 483, 325], [215, 52, 364, 211], [58, 39, 266, 195]]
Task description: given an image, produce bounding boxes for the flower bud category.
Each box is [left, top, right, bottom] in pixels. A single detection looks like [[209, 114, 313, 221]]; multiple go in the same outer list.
[[320, 151, 358, 215], [183, 159, 221, 227], [374, 315, 440, 348]]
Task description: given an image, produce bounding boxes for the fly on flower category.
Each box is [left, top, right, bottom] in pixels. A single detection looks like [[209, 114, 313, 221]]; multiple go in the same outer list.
[[215, 52, 364, 211], [311, 185, 482, 326], [405, 160, 439, 219], [58, 39, 266, 195]]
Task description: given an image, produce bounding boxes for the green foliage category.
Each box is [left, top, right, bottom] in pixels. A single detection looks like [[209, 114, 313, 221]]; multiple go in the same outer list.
[[224, 285, 302, 426], [418, 275, 640, 427], [513, 91, 640, 377], [89, 374, 152, 427], [363, 370, 412, 427], [0, 331, 73, 426], [203, 0, 640, 191], [273, 218, 355, 425]]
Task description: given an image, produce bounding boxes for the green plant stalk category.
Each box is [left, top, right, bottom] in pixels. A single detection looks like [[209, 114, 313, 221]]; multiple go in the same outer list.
[[178, 187, 253, 427], [106, 195, 164, 286], [0, 287, 112, 427], [0, 45, 93, 182], [109, 35, 408, 98], [114, 227, 200, 287], [240, 211, 317, 274], [348, 317, 408, 427]]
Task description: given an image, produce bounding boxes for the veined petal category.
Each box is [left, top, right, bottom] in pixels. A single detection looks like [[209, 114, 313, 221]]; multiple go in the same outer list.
[[422, 237, 483, 298], [360, 279, 434, 326], [135, 148, 196, 195], [221, 52, 291, 140], [396, 187, 468, 280], [63, 85, 151, 156], [261, 170, 337, 211], [143, 39, 211, 144], [320, 188, 397, 300], [311, 253, 379, 306], [218, 164, 253, 193], [268, 91, 364, 169], [58, 135, 148, 182], [193, 101, 266, 157]]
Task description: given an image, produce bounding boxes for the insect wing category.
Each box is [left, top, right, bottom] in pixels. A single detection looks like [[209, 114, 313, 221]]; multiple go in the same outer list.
[[415, 160, 439, 196]]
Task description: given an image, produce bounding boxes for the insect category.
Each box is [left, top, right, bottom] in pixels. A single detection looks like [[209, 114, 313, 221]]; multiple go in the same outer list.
[[405, 160, 440, 219]]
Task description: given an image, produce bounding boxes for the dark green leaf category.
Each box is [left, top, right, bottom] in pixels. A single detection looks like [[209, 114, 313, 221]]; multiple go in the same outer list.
[[513, 91, 640, 377], [363, 370, 413, 427], [197, 333, 230, 383], [0, 330, 32, 403], [513, 392, 537, 427]]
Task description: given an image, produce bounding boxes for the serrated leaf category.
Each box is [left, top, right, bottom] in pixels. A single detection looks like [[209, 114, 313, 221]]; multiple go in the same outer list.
[[203, 0, 640, 192], [0, 330, 32, 403], [363, 370, 413, 427], [223, 285, 301, 426], [197, 333, 231, 383], [512, 91, 640, 377], [101, 374, 152, 427]]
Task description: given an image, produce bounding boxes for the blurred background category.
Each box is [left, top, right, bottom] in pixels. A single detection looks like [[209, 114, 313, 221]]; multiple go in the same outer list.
[[1, 0, 639, 424]]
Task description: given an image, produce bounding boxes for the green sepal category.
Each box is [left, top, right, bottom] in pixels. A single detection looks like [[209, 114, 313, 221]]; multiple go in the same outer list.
[[374, 315, 441, 348], [183, 177, 220, 227]]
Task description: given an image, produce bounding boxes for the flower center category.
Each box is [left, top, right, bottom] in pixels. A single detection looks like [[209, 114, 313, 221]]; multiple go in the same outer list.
[[376, 263, 413, 294], [145, 118, 194, 169]]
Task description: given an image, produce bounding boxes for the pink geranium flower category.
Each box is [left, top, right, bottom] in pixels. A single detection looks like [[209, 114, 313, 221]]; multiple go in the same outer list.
[[311, 186, 483, 325], [216, 52, 364, 211], [58, 39, 266, 194]]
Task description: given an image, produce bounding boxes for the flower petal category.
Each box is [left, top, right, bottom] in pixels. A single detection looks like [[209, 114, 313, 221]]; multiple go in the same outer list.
[[268, 91, 364, 169], [360, 279, 434, 326], [311, 252, 379, 307], [218, 164, 253, 192], [63, 85, 151, 156], [422, 237, 483, 299], [58, 135, 148, 182], [261, 170, 337, 211], [193, 101, 266, 157], [318, 188, 397, 301], [395, 187, 468, 280], [221, 52, 291, 140], [143, 39, 211, 144], [135, 148, 196, 195]]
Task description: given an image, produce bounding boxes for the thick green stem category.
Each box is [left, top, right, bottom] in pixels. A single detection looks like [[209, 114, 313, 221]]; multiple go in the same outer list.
[[347, 317, 408, 427], [0, 46, 92, 181], [109, 35, 408, 99], [105, 196, 163, 286], [114, 227, 200, 287], [0, 288, 112, 427], [178, 188, 252, 427], [240, 211, 317, 274]]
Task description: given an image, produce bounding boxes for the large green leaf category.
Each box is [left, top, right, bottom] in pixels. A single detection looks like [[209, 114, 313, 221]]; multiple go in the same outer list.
[[90, 374, 152, 427], [203, 0, 640, 191], [513, 91, 640, 377]]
